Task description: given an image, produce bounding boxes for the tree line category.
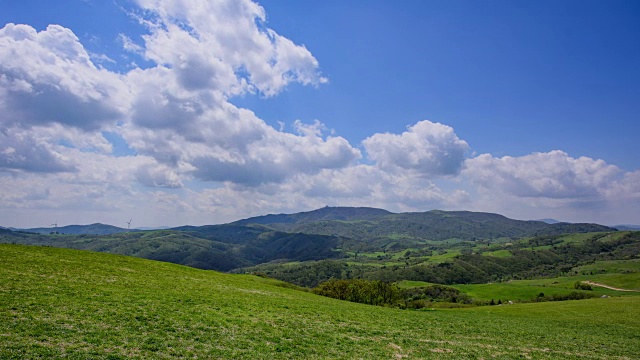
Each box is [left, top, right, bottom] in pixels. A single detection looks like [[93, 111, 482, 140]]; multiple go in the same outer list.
[[241, 232, 640, 287]]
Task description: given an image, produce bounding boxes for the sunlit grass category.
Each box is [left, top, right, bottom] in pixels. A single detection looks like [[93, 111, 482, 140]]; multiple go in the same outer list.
[[481, 249, 513, 258], [2, 244, 639, 359], [396, 280, 435, 288]]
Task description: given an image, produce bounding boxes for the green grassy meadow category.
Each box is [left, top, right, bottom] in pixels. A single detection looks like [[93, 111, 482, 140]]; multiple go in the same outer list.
[[398, 274, 640, 303], [451, 279, 638, 302], [2, 244, 639, 359], [399, 258, 640, 301], [481, 249, 513, 258], [396, 280, 436, 289]]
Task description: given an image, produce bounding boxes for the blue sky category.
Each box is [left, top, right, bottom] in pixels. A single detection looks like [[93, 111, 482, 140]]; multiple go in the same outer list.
[[1, 0, 639, 228], [246, 0, 640, 169]]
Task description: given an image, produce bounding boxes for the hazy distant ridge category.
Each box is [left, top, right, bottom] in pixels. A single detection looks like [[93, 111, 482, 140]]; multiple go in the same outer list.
[[234, 207, 615, 241], [615, 225, 640, 231], [20, 223, 131, 235], [0, 207, 626, 277], [234, 206, 392, 225]]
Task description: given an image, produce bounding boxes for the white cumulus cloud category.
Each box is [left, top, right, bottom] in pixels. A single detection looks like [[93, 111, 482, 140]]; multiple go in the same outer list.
[[0, 129, 75, 173], [363, 120, 469, 177], [134, 0, 326, 97], [464, 150, 621, 199], [116, 0, 352, 186], [0, 23, 128, 131], [0, 0, 356, 188]]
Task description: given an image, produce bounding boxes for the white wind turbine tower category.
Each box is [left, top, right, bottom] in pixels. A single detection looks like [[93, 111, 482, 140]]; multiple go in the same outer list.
[[126, 218, 132, 231]]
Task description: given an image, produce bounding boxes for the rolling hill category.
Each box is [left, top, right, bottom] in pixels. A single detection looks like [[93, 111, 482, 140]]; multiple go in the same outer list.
[[615, 224, 640, 231], [0, 207, 623, 278], [19, 223, 131, 235], [234, 206, 393, 225], [0, 226, 344, 272], [234, 207, 615, 243], [2, 244, 639, 359]]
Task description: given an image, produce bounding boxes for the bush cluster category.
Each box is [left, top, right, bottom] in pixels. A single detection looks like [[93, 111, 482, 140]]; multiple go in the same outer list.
[[312, 279, 399, 306], [532, 291, 597, 302], [312, 280, 473, 309], [573, 281, 593, 291]]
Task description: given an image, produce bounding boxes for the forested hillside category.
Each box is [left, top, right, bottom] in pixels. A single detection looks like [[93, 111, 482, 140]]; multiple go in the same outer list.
[[0, 207, 630, 286], [0, 227, 342, 271], [238, 231, 640, 287], [236, 207, 614, 242]]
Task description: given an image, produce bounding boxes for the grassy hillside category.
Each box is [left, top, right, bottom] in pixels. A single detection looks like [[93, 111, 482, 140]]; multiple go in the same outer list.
[[1, 244, 639, 359], [398, 269, 640, 302], [0, 230, 247, 271], [0, 208, 621, 280], [5, 228, 636, 291], [0, 227, 342, 272]]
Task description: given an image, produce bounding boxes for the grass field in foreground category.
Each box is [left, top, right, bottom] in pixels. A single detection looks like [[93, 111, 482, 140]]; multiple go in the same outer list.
[[1, 244, 639, 359]]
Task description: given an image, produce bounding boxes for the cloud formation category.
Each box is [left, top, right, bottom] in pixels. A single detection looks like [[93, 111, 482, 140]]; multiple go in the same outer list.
[[363, 120, 469, 177], [0, 129, 75, 173], [0, 23, 127, 131], [0, 0, 353, 186], [134, 0, 327, 97], [120, 0, 354, 185], [0, 0, 638, 227], [464, 150, 621, 199]]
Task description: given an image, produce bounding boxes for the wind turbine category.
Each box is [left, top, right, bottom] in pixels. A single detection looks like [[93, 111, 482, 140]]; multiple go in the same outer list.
[[50, 222, 57, 229], [126, 218, 132, 230]]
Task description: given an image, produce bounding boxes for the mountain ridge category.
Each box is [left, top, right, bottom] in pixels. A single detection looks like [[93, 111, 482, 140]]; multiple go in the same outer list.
[[233, 206, 392, 225], [18, 223, 133, 235], [4, 207, 616, 236], [0, 207, 619, 275], [615, 224, 640, 231], [232, 207, 615, 243]]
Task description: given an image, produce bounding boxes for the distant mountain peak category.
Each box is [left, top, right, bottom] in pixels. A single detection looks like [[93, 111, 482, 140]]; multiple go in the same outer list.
[[234, 206, 392, 225], [536, 218, 562, 224], [19, 223, 130, 235], [614, 224, 640, 231]]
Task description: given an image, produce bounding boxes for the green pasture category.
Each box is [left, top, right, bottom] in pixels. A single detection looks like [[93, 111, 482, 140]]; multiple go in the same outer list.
[[396, 280, 436, 288], [1, 244, 639, 359], [481, 249, 513, 258], [450, 277, 640, 303], [396, 258, 640, 301], [574, 258, 640, 274], [391, 248, 415, 259]]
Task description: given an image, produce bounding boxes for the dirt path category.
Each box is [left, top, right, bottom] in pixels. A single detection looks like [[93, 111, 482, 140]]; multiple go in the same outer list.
[[583, 281, 639, 292]]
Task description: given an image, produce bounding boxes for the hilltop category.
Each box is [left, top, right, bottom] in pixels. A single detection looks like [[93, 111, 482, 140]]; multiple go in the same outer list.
[[1, 244, 639, 359], [232, 207, 614, 242], [18, 223, 131, 235], [234, 206, 393, 225]]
